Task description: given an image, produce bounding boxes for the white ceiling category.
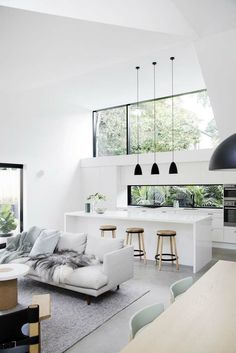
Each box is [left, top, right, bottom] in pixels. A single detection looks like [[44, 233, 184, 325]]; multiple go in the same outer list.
[[0, 0, 235, 110], [0, 0, 197, 37]]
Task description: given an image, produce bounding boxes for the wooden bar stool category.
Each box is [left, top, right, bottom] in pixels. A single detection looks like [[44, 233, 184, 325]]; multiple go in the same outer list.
[[100, 225, 117, 238], [126, 227, 147, 264], [155, 230, 179, 271]]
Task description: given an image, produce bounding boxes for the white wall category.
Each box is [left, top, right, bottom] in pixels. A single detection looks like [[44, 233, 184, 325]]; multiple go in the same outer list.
[[0, 91, 92, 230], [195, 28, 236, 140], [79, 150, 236, 208]]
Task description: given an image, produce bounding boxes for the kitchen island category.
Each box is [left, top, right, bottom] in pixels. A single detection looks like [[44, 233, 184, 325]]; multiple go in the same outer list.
[[64, 209, 212, 273]]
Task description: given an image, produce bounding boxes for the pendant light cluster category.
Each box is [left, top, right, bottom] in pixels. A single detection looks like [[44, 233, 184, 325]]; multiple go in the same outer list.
[[134, 57, 178, 175]]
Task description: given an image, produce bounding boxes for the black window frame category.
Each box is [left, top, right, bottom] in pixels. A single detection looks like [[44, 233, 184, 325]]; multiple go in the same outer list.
[[92, 88, 208, 157], [0, 163, 24, 232]]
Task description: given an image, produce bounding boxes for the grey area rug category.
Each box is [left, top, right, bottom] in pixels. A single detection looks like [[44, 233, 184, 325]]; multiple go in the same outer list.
[[18, 278, 149, 353]]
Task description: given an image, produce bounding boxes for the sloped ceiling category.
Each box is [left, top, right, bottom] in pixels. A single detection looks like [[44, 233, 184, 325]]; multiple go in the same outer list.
[[0, 0, 236, 139]]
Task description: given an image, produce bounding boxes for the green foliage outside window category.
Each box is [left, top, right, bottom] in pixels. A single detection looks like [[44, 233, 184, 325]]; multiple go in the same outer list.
[[129, 184, 223, 208], [94, 90, 218, 157]]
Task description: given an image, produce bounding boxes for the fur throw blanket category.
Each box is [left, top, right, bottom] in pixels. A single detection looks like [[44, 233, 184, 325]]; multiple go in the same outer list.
[[28, 250, 100, 283]]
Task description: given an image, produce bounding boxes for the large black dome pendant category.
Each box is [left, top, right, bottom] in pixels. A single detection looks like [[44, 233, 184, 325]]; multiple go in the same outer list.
[[209, 133, 236, 170]]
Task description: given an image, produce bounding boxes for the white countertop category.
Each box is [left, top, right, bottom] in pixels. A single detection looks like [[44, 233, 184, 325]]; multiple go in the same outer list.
[[65, 210, 212, 224]]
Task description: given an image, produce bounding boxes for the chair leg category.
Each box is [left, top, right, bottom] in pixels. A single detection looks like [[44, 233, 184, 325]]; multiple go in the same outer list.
[[172, 237, 179, 270], [156, 235, 160, 266], [117, 285, 120, 290], [158, 236, 163, 271], [140, 233, 147, 264]]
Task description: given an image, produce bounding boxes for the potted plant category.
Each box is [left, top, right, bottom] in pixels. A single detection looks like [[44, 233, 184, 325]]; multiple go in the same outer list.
[[0, 204, 17, 237], [87, 193, 107, 213]]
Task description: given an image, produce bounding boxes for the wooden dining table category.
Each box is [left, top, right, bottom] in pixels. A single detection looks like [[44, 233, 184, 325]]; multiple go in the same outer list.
[[120, 260, 236, 353]]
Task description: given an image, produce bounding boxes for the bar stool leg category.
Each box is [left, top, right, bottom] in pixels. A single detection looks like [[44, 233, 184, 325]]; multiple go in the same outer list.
[[112, 230, 116, 238], [158, 236, 163, 271], [129, 234, 132, 246], [170, 236, 174, 265], [140, 233, 147, 264], [172, 237, 179, 270], [155, 235, 160, 266], [138, 233, 142, 260]]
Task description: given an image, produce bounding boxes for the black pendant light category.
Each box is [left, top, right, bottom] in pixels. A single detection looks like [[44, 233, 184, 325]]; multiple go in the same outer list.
[[209, 133, 236, 170], [151, 62, 160, 175], [169, 56, 178, 174], [134, 66, 142, 175]]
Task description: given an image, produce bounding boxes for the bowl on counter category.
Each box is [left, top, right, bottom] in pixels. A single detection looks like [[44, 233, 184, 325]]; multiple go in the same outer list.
[[95, 207, 107, 214]]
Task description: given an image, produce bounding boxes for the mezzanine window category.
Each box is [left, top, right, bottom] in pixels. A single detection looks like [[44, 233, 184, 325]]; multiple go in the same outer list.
[[93, 90, 218, 157]]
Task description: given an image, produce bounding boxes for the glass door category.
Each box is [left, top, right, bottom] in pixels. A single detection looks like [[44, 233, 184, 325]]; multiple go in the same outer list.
[[0, 163, 23, 235]]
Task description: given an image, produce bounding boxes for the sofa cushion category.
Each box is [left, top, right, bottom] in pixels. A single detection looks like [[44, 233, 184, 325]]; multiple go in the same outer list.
[[29, 229, 60, 257], [85, 236, 124, 262], [64, 264, 108, 290], [57, 232, 87, 254]]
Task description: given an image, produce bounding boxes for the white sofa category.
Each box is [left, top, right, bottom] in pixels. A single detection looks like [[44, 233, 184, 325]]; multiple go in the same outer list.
[[9, 232, 134, 304]]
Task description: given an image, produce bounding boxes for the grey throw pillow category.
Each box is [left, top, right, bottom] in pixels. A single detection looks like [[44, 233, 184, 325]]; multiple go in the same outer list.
[[29, 229, 60, 256]]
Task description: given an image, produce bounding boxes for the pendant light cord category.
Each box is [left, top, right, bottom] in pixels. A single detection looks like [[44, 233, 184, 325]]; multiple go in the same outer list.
[[136, 66, 140, 163], [153, 62, 157, 162], [171, 57, 175, 161]]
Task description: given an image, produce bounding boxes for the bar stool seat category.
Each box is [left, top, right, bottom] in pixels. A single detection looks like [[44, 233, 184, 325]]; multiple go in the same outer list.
[[126, 227, 144, 233], [155, 230, 179, 271], [100, 225, 117, 238], [157, 230, 176, 236], [126, 228, 146, 264]]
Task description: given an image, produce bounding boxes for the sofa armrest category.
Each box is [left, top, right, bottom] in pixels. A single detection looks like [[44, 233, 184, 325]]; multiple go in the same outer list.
[[103, 245, 134, 287]]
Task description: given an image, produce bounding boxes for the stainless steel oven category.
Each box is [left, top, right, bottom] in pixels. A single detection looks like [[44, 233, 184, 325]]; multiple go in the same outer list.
[[224, 184, 236, 200], [224, 185, 236, 226], [224, 200, 236, 226]]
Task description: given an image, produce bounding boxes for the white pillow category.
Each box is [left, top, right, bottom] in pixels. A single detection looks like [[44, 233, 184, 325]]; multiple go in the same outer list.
[[29, 229, 60, 257], [85, 236, 124, 262], [57, 232, 87, 254]]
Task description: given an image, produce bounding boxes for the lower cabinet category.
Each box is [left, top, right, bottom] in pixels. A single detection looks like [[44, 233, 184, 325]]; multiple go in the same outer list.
[[224, 227, 236, 244], [212, 228, 224, 242]]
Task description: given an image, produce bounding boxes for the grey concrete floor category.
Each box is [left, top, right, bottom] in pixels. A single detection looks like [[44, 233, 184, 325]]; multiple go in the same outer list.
[[66, 248, 236, 353]]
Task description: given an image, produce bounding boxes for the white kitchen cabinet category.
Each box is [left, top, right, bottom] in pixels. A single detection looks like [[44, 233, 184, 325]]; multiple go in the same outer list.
[[212, 228, 224, 242], [224, 227, 236, 244]]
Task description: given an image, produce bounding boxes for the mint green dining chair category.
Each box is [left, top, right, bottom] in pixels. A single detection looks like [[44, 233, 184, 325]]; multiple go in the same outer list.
[[129, 303, 164, 339], [170, 276, 193, 303]]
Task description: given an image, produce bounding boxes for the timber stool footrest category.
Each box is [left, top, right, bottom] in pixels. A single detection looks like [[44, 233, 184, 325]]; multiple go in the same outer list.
[[155, 230, 179, 271], [126, 227, 147, 264], [99, 225, 117, 238]]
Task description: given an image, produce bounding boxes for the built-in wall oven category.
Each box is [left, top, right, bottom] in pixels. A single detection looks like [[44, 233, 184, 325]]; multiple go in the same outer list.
[[224, 185, 236, 226]]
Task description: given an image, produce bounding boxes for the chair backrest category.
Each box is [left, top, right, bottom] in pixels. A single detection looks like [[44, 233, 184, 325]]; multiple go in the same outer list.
[[129, 303, 164, 339], [170, 276, 193, 303], [0, 305, 40, 353]]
